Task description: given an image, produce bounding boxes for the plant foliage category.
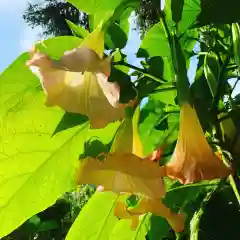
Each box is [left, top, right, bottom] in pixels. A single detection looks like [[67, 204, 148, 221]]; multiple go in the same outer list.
[[2, 0, 240, 239]]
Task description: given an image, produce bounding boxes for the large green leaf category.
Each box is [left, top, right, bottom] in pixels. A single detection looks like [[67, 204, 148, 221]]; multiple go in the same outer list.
[[139, 98, 179, 155], [179, 0, 200, 33], [171, 0, 185, 24], [110, 214, 150, 240], [0, 39, 119, 237], [66, 192, 119, 240], [137, 23, 173, 82], [36, 36, 82, 59], [106, 22, 128, 49], [67, 0, 124, 14], [150, 86, 177, 106], [139, 99, 166, 155], [137, 22, 170, 59]]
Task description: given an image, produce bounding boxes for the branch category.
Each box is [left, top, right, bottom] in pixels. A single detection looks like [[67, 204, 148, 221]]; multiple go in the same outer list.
[[113, 62, 170, 84]]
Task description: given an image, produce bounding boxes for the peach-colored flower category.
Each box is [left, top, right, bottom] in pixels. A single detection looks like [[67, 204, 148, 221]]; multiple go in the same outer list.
[[27, 26, 124, 129], [166, 104, 231, 184]]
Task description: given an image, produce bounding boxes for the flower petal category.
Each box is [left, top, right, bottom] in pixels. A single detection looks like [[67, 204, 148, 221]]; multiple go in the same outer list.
[[133, 198, 184, 233], [58, 47, 109, 73], [115, 197, 184, 232], [114, 201, 140, 230], [76, 153, 166, 199], [166, 104, 231, 184], [27, 51, 123, 128], [96, 72, 120, 107]]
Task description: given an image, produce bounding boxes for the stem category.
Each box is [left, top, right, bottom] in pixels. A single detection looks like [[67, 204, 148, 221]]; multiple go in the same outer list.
[[151, 86, 176, 93], [212, 53, 231, 110], [160, 12, 190, 105], [230, 77, 240, 96], [229, 175, 240, 205], [114, 62, 168, 84], [167, 182, 220, 193], [190, 183, 220, 240], [218, 145, 240, 205], [159, 11, 172, 47]]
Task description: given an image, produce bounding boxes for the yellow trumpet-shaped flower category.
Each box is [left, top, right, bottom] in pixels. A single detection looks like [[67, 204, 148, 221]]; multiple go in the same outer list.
[[76, 152, 166, 199], [114, 198, 184, 232], [27, 26, 125, 129], [166, 104, 231, 184], [76, 108, 184, 232]]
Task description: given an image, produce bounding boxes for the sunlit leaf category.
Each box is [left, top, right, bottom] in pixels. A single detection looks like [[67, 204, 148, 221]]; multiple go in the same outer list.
[[0, 46, 118, 238], [66, 192, 119, 240], [110, 214, 150, 240], [150, 86, 177, 106], [179, 0, 201, 33], [137, 22, 170, 59], [67, 0, 124, 14], [36, 36, 82, 59], [66, 20, 89, 38]]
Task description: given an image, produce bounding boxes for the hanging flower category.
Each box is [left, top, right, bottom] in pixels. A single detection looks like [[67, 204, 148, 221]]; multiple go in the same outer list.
[[26, 26, 125, 129], [76, 152, 166, 199], [114, 197, 184, 232], [166, 104, 231, 184], [76, 107, 184, 232]]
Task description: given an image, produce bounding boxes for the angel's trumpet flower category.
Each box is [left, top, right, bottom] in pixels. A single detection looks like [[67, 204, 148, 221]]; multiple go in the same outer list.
[[27, 26, 125, 128], [114, 198, 184, 232], [76, 107, 184, 232], [166, 104, 231, 184]]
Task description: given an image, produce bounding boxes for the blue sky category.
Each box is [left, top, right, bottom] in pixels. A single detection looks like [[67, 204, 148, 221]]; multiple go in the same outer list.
[[0, 0, 42, 73]]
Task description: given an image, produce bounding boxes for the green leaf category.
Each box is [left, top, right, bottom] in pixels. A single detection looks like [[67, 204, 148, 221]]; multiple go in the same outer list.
[[0, 54, 85, 238], [139, 98, 179, 157], [147, 56, 174, 83], [137, 22, 170, 59], [0, 38, 119, 237], [171, 0, 185, 24], [191, 66, 213, 130], [106, 22, 128, 49], [36, 36, 82, 59], [147, 215, 174, 240], [90, 11, 115, 30], [110, 214, 150, 240], [203, 52, 220, 97], [108, 67, 137, 103], [139, 99, 166, 154], [106, 0, 139, 28], [148, 180, 218, 240], [66, 192, 119, 240], [137, 22, 174, 82], [151, 86, 177, 105], [119, 7, 133, 36], [179, 0, 200, 33], [67, 0, 124, 14], [66, 20, 89, 38], [38, 220, 59, 232]]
